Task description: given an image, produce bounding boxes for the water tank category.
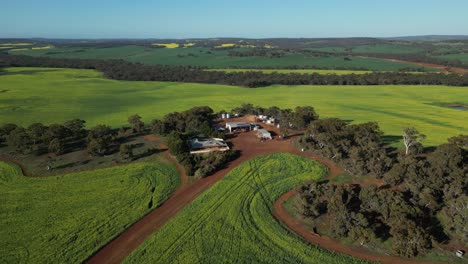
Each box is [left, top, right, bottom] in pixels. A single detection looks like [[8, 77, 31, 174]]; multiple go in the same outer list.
[[221, 113, 226, 119], [226, 113, 230, 119]]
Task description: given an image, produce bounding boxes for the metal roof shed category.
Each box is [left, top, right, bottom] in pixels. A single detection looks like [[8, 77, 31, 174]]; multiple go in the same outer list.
[[257, 129, 272, 139]]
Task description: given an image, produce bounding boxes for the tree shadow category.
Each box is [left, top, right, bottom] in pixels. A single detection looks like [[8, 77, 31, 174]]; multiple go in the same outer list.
[[53, 159, 91, 170], [130, 147, 164, 161], [382, 135, 401, 145]]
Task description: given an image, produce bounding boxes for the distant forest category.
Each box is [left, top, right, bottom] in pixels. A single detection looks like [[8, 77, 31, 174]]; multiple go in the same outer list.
[[1, 54, 468, 87]]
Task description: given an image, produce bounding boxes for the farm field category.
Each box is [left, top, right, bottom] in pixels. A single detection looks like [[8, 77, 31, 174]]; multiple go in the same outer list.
[[307, 46, 349, 53], [433, 53, 468, 64], [0, 160, 180, 263], [0, 67, 467, 146], [351, 44, 424, 54], [8, 45, 435, 71], [125, 153, 364, 264], [308, 44, 424, 54], [206, 68, 373, 75]]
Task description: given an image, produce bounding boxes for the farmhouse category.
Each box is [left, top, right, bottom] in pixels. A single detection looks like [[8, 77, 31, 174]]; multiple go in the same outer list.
[[256, 129, 272, 140], [225, 122, 251, 133], [188, 138, 230, 154]]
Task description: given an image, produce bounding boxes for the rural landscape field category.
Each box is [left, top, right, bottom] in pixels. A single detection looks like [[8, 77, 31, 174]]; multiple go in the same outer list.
[[1, 1, 467, 264]]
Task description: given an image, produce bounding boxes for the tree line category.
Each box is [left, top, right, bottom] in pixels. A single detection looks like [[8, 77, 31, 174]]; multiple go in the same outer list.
[[0, 114, 151, 166], [2, 54, 468, 87]]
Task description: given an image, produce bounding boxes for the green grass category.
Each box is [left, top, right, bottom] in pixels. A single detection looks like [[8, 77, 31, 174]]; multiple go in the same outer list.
[[9, 45, 434, 71], [206, 68, 373, 75], [125, 153, 365, 263], [4, 67, 468, 145], [434, 53, 468, 64], [1, 67, 466, 146], [0, 160, 180, 263], [307, 46, 349, 53], [351, 44, 424, 54]]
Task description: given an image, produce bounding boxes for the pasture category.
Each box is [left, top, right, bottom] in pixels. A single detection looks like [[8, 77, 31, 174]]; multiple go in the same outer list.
[[9, 45, 434, 71], [0, 160, 180, 263], [0, 67, 466, 146], [434, 53, 468, 64], [125, 153, 365, 264], [207, 68, 373, 75], [351, 44, 424, 54]]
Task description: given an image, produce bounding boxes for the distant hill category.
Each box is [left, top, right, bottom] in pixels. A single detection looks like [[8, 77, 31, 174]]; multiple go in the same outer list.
[[386, 35, 468, 42]]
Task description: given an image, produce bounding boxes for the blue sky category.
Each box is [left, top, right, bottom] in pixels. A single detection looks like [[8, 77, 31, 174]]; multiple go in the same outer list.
[[1, 0, 468, 38]]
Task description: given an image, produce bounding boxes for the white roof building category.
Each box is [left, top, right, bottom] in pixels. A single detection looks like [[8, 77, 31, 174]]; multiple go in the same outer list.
[[225, 122, 251, 132]]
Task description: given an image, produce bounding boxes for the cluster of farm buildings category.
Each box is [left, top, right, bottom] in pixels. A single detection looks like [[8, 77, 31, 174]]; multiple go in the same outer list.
[[188, 115, 276, 154]]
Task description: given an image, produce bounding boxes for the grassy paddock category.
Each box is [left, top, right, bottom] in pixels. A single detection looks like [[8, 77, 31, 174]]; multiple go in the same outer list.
[[9, 45, 434, 71], [125, 153, 366, 263], [0, 160, 180, 263], [0, 67, 466, 146], [434, 53, 468, 64], [206, 68, 373, 75]]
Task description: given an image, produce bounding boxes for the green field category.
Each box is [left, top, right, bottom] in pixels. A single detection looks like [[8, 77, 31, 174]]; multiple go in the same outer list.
[[125, 153, 364, 263], [0, 160, 179, 263], [1, 67, 467, 146], [307, 46, 349, 53], [9, 45, 433, 71], [434, 53, 468, 64], [351, 44, 424, 54], [206, 68, 373, 75]]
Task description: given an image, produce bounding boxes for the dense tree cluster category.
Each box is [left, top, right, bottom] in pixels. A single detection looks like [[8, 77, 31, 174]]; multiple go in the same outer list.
[[299, 133, 467, 257], [0, 119, 119, 158], [299, 119, 394, 176], [2, 54, 468, 87], [0, 119, 87, 155], [152, 106, 238, 177]]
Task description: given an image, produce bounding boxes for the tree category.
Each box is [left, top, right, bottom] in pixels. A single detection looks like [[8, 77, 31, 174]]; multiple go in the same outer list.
[[48, 138, 65, 155], [289, 106, 319, 130], [439, 195, 468, 243], [389, 217, 431, 257], [63, 119, 86, 139], [0, 123, 18, 138], [150, 119, 166, 135], [6, 127, 32, 153], [27, 123, 47, 145], [167, 132, 187, 156], [43, 124, 70, 144], [402, 128, 426, 155], [128, 114, 144, 133], [87, 125, 115, 156], [87, 138, 107, 156], [448, 135, 468, 150], [119, 144, 133, 159]]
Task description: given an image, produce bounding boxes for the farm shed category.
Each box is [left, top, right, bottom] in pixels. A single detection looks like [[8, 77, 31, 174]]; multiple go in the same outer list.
[[256, 129, 272, 139], [225, 122, 251, 133], [188, 138, 230, 154]]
